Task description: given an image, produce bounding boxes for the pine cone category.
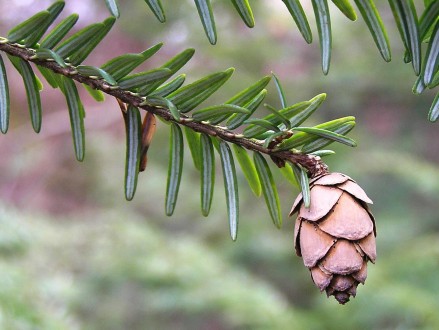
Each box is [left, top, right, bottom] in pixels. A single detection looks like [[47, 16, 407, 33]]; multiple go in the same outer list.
[[290, 172, 376, 304]]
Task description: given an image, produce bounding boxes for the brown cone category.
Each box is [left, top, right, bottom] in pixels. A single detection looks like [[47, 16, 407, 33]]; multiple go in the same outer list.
[[291, 172, 376, 304]]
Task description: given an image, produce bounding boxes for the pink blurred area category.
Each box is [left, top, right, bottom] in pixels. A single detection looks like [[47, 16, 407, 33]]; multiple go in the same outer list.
[[0, 1, 177, 214], [0, 69, 121, 214]]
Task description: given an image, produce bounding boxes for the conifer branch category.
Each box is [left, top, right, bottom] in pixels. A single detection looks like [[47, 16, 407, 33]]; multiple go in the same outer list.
[[0, 40, 328, 177]]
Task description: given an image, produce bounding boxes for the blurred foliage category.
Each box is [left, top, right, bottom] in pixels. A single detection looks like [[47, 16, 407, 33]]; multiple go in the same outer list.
[[1, 186, 439, 329], [1, 0, 439, 329]]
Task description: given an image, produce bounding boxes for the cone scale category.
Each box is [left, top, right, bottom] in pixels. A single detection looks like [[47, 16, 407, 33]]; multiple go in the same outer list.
[[290, 172, 376, 304]]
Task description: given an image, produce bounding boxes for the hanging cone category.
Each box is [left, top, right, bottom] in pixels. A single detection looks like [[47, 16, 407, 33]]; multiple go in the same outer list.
[[291, 172, 376, 304]]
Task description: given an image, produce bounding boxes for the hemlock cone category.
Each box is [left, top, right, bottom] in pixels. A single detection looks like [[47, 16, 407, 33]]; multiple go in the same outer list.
[[290, 172, 376, 304]]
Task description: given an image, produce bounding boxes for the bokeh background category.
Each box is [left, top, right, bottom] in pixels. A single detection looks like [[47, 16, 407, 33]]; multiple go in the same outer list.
[[1, 1, 439, 329]]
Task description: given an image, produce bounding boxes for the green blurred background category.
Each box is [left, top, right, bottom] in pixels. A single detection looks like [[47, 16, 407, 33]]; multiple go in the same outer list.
[[1, 1, 439, 329]]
